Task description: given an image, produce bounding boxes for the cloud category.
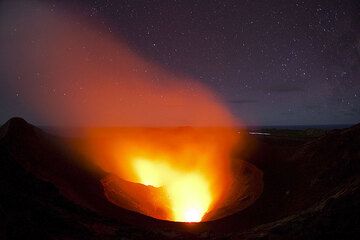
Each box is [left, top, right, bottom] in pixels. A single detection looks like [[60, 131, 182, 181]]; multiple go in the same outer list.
[[269, 84, 304, 93], [254, 82, 305, 93], [344, 107, 360, 117], [304, 104, 321, 111], [228, 99, 257, 105], [281, 110, 295, 116]]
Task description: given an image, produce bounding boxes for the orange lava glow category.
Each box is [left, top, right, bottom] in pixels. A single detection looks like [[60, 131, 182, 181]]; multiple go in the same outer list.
[[86, 127, 238, 222], [133, 159, 211, 222], [2, 2, 246, 222]]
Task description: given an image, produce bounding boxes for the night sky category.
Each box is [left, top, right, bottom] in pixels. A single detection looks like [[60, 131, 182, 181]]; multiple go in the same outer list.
[[0, 0, 359, 126]]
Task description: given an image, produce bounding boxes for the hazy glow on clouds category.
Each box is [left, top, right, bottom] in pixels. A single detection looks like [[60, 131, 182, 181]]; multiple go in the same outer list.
[[0, 0, 237, 127]]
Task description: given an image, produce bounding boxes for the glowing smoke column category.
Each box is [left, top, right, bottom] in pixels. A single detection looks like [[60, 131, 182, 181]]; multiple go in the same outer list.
[[0, 0, 234, 127], [0, 0, 241, 222]]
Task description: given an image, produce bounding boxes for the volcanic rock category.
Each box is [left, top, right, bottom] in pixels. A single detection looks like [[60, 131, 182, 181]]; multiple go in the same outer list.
[[1, 117, 360, 239]]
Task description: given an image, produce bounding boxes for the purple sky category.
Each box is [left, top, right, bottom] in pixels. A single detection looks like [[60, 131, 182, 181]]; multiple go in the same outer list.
[[0, 0, 359, 126]]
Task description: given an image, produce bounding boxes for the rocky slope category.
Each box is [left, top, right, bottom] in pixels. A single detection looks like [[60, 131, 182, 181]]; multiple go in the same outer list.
[[0, 117, 359, 239]]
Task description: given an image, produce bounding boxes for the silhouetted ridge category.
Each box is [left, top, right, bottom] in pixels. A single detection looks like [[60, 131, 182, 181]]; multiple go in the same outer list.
[[0, 117, 36, 140], [0, 117, 177, 233], [343, 122, 360, 133]]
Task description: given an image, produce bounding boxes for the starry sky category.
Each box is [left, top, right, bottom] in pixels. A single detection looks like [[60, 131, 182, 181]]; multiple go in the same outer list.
[[0, 0, 359, 126]]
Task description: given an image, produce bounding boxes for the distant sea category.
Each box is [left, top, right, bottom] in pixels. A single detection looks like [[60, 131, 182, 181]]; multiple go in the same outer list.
[[42, 124, 353, 137], [246, 124, 353, 131]]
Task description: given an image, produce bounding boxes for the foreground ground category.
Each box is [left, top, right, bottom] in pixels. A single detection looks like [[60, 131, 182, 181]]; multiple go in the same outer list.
[[0, 118, 359, 239]]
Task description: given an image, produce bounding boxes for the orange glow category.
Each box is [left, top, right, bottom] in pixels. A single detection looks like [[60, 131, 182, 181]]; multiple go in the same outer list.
[[1, 2, 263, 223], [133, 159, 211, 222], [167, 172, 211, 222], [85, 127, 238, 222]]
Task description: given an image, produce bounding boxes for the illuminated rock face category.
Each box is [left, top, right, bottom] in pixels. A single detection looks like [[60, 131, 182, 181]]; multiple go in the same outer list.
[[101, 158, 263, 222], [85, 127, 263, 222]]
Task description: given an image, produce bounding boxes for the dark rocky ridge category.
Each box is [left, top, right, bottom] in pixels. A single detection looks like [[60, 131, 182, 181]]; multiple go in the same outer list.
[[0, 117, 191, 239], [1, 117, 360, 239]]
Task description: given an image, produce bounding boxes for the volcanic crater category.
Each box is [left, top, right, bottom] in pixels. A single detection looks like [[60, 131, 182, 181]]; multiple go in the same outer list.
[[1, 117, 360, 239]]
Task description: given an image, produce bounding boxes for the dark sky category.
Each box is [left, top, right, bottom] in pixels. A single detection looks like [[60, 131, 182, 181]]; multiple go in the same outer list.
[[0, 0, 359, 126]]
